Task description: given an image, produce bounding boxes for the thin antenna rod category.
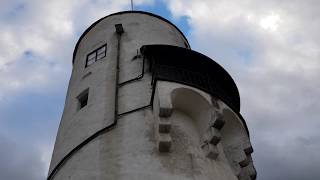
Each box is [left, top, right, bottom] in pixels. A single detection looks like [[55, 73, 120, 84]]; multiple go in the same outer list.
[[131, 0, 133, 11]]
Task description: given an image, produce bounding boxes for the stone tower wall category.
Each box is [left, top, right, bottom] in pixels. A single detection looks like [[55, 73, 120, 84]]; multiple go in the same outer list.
[[48, 11, 255, 180]]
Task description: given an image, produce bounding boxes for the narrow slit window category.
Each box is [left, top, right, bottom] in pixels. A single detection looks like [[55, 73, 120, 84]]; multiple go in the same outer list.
[[77, 89, 89, 110]]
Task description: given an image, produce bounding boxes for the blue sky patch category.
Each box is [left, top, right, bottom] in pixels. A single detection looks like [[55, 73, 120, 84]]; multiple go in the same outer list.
[[135, 0, 190, 38], [2, 3, 26, 22], [237, 49, 253, 64]]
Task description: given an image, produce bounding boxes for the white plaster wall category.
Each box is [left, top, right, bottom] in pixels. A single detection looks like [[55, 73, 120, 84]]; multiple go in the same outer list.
[[49, 12, 188, 179], [48, 12, 255, 180], [151, 81, 255, 180]]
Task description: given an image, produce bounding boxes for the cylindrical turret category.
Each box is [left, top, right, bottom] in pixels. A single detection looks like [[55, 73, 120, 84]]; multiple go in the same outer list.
[[48, 11, 256, 180]]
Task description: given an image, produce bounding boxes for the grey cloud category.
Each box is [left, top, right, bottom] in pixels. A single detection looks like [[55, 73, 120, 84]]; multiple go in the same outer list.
[[254, 135, 320, 180], [0, 0, 154, 99], [164, 0, 320, 179], [241, 68, 320, 180], [1, 0, 320, 179], [0, 0, 154, 178], [0, 135, 46, 180]]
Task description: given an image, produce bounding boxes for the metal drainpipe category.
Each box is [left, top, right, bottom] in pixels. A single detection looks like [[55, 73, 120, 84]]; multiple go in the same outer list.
[[113, 23, 124, 126], [47, 24, 124, 180], [48, 24, 152, 180]]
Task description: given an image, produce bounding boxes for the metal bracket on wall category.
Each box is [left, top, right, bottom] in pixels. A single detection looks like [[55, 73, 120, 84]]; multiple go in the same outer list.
[[118, 53, 145, 87]]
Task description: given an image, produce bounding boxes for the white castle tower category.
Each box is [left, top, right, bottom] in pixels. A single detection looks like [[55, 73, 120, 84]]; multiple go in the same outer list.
[[48, 11, 256, 180]]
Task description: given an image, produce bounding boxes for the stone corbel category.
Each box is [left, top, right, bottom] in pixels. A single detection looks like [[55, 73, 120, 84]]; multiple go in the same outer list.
[[158, 91, 172, 117], [239, 138, 254, 167], [201, 110, 224, 160], [224, 145, 248, 177], [201, 143, 219, 160], [156, 116, 172, 152], [153, 87, 173, 153], [238, 156, 256, 180], [237, 139, 255, 179], [211, 111, 225, 130]]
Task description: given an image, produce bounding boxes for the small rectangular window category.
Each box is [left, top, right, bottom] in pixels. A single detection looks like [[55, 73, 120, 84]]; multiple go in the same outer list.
[[77, 89, 89, 110], [85, 44, 107, 67]]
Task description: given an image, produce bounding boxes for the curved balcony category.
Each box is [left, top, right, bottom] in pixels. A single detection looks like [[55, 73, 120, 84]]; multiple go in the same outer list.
[[141, 44, 241, 112]]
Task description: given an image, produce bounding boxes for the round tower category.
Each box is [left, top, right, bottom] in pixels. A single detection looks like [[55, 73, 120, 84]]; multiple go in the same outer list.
[[48, 11, 256, 180]]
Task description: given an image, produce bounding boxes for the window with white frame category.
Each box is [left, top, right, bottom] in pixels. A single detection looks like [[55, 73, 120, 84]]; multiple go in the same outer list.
[[86, 44, 107, 67]]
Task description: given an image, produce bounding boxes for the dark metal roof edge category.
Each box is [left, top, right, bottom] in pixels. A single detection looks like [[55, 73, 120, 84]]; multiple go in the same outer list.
[[142, 44, 247, 134], [72, 11, 190, 64], [236, 112, 250, 137], [141, 44, 241, 109]]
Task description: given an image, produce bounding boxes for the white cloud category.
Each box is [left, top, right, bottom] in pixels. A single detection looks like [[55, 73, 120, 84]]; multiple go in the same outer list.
[[1, 0, 319, 179], [164, 0, 320, 179], [0, 0, 154, 100], [259, 12, 281, 31], [0, 0, 154, 177]]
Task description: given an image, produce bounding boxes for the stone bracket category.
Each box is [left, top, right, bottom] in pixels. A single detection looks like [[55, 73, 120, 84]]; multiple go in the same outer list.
[[157, 133, 172, 152], [202, 127, 222, 145], [238, 156, 256, 180], [200, 110, 225, 160], [201, 143, 219, 160], [153, 87, 173, 153], [211, 111, 225, 130]]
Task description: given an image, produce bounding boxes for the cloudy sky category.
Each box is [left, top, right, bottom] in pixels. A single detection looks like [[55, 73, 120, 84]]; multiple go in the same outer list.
[[1, 0, 320, 179]]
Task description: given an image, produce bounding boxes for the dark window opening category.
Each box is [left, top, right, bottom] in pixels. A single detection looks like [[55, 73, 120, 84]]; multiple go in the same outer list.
[[77, 89, 89, 110], [86, 44, 107, 67]]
